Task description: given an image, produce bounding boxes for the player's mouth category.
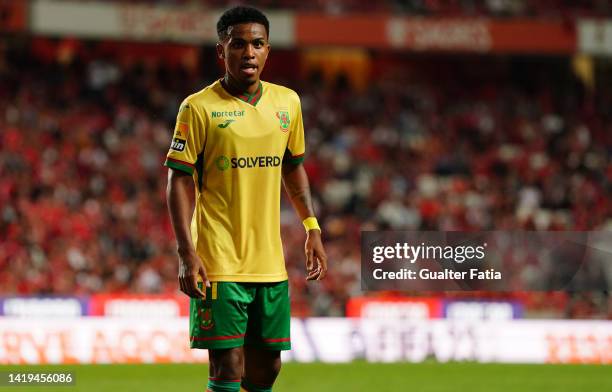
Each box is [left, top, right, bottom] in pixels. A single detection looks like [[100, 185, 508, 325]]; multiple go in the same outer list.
[[239, 64, 258, 76]]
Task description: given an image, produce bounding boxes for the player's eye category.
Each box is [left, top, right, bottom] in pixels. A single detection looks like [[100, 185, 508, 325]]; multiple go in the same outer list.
[[231, 41, 245, 49]]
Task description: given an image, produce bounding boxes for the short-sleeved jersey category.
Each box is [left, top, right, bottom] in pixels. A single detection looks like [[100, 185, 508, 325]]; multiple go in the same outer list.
[[164, 80, 305, 282]]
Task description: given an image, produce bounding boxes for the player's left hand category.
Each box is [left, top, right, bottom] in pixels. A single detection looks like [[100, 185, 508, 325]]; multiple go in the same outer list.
[[305, 230, 328, 281]]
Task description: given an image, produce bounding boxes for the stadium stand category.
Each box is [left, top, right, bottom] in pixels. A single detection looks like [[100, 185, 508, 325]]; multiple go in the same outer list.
[[77, 0, 612, 17], [1, 33, 609, 319]]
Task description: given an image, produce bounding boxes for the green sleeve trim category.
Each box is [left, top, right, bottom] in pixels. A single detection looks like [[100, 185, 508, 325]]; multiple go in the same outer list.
[[288, 155, 304, 165], [164, 158, 194, 175], [282, 149, 304, 166]]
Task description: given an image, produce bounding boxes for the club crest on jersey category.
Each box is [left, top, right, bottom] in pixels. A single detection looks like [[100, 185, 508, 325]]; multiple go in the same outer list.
[[198, 307, 214, 330], [276, 111, 290, 132]]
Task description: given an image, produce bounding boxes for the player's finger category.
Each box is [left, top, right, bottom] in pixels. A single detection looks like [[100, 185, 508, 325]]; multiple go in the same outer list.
[[305, 248, 314, 272], [181, 277, 193, 297], [306, 268, 316, 280], [180, 276, 192, 295], [306, 266, 320, 280], [306, 262, 317, 280], [182, 274, 203, 299], [317, 253, 328, 280], [199, 265, 211, 288], [190, 275, 206, 298]]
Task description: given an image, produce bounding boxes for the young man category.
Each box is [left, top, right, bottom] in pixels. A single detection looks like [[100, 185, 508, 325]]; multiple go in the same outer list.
[[165, 6, 328, 392]]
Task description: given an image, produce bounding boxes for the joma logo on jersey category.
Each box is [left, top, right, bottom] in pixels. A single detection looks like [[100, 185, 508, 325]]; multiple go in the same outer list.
[[170, 138, 186, 152], [215, 155, 282, 170], [211, 110, 245, 118], [218, 119, 235, 128]]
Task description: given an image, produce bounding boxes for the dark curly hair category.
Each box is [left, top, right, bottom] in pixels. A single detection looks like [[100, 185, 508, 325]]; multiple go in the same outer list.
[[217, 6, 270, 41]]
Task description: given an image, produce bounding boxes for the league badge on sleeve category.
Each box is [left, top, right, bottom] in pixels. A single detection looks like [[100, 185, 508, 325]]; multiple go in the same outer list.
[[170, 137, 186, 152], [171, 103, 190, 152], [276, 111, 290, 132]]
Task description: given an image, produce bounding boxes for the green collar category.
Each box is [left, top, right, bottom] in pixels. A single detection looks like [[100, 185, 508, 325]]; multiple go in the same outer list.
[[221, 79, 263, 106]]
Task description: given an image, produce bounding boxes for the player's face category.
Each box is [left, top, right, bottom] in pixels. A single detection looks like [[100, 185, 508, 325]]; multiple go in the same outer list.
[[217, 23, 270, 91]]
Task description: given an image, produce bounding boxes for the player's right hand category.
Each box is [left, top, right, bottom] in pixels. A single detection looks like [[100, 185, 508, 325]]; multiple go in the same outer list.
[[177, 248, 210, 298]]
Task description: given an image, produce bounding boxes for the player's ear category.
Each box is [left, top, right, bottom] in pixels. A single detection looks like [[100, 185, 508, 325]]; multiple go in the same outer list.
[[264, 43, 271, 60], [216, 43, 225, 60]]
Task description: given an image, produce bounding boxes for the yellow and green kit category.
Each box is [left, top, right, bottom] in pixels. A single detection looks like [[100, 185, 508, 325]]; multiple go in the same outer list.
[[165, 79, 304, 350]]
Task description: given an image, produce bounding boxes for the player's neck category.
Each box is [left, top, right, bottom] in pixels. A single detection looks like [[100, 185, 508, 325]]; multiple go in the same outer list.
[[223, 74, 259, 95]]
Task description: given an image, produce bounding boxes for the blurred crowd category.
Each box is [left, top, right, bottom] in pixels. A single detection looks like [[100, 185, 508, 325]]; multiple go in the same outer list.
[[0, 39, 610, 318], [111, 0, 612, 17], [284, 59, 611, 318]]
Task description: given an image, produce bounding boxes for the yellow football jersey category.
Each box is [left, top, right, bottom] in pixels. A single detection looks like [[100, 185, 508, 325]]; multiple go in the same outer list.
[[164, 79, 305, 282]]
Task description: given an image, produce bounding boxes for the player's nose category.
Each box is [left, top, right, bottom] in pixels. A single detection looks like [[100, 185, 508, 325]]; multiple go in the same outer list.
[[242, 44, 255, 59]]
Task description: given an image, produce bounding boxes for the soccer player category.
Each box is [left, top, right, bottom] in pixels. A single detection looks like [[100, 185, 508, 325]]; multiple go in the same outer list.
[[165, 6, 328, 392]]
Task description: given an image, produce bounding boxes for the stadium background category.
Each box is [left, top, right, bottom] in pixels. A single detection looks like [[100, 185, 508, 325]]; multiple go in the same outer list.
[[0, 0, 611, 390]]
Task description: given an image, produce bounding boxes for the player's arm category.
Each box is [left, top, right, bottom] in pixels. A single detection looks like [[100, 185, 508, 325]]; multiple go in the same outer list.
[[166, 168, 208, 298], [281, 162, 328, 280]]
